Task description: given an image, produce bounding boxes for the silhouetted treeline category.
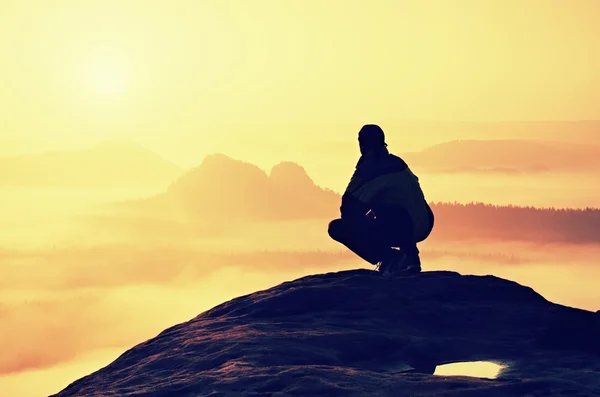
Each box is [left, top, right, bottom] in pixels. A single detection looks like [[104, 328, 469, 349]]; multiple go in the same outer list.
[[429, 202, 600, 244]]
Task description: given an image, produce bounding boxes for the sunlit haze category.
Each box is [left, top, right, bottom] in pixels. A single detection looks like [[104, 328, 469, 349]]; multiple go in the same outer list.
[[84, 57, 128, 96], [1, 1, 599, 396], [2, 1, 600, 159]]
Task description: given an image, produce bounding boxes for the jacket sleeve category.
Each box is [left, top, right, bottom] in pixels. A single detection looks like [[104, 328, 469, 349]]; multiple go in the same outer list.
[[339, 162, 368, 218], [340, 192, 371, 219], [343, 160, 364, 196]]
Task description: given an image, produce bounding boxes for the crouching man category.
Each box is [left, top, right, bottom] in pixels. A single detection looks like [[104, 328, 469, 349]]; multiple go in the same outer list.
[[328, 124, 434, 277]]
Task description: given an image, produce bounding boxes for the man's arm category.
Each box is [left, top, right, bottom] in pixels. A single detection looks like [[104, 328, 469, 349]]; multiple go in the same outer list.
[[343, 159, 364, 196], [340, 163, 369, 219], [340, 192, 371, 219], [340, 172, 391, 219], [339, 156, 390, 218]]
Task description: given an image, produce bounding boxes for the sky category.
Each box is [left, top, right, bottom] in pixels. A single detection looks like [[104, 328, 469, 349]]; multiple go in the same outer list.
[[1, 0, 600, 163], [1, 3, 600, 395]]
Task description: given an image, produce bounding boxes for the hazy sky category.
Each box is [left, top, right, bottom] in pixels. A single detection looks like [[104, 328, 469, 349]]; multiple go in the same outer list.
[[1, 4, 600, 395], [1, 0, 599, 158]]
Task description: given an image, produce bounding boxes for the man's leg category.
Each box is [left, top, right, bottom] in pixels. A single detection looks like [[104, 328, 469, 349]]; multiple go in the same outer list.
[[383, 208, 419, 255], [328, 218, 391, 265], [379, 208, 422, 276]]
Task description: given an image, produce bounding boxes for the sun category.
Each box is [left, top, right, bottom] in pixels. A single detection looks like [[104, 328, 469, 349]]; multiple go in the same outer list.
[[85, 58, 127, 96]]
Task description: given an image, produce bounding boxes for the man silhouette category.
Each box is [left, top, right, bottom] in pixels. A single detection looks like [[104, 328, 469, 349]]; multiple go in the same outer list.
[[328, 124, 434, 277]]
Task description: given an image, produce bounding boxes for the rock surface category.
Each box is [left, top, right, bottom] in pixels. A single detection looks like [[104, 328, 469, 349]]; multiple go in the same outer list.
[[53, 270, 600, 397]]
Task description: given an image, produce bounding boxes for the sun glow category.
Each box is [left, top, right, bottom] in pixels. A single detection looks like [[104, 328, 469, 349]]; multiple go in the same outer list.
[[85, 58, 127, 96]]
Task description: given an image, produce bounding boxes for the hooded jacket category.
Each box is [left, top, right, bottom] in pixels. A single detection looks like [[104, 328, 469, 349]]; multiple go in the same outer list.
[[341, 147, 432, 241]]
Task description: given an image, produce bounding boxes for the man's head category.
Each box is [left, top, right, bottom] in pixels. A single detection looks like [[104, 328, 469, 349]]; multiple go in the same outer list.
[[358, 124, 387, 155]]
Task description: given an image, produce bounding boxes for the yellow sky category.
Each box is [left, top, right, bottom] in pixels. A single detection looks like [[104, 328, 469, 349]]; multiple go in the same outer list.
[[1, 4, 600, 395], [1, 0, 599, 161]]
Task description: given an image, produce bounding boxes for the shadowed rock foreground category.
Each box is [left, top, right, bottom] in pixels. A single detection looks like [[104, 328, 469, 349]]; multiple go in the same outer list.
[[53, 270, 600, 397]]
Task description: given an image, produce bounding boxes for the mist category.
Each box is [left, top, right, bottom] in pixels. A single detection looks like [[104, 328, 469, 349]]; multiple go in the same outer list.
[[2, 147, 600, 397], [3, 1, 600, 394]]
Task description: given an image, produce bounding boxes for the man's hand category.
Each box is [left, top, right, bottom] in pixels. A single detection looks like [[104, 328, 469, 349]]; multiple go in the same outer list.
[[365, 209, 377, 220]]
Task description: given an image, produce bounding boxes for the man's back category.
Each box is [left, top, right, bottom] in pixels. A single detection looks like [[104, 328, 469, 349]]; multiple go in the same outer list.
[[344, 147, 431, 241]]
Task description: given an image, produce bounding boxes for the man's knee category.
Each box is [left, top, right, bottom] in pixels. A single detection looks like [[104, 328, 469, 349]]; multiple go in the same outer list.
[[328, 218, 344, 241], [415, 204, 435, 242]]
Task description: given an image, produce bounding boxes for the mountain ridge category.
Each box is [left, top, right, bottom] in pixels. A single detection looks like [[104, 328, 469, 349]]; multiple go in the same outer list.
[[108, 153, 340, 221], [400, 139, 600, 173], [98, 154, 600, 245]]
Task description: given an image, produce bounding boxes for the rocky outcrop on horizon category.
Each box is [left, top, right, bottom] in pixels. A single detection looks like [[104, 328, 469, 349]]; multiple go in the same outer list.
[[109, 154, 340, 222]]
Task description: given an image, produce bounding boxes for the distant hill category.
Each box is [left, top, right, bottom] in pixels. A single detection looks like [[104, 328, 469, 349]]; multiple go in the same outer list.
[[0, 141, 183, 188], [384, 120, 600, 147], [112, 154, 340, 221], [401, 139, 600, 173], [105, 154, 600, 245]]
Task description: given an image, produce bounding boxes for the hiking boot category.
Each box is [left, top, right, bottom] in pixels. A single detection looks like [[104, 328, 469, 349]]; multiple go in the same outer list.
[[378, 251, 421, 278], [375, 260, 389, 276], [377, 250, 404, 278], [395, 253, 421, 276], [376, 248, 400, 276]]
